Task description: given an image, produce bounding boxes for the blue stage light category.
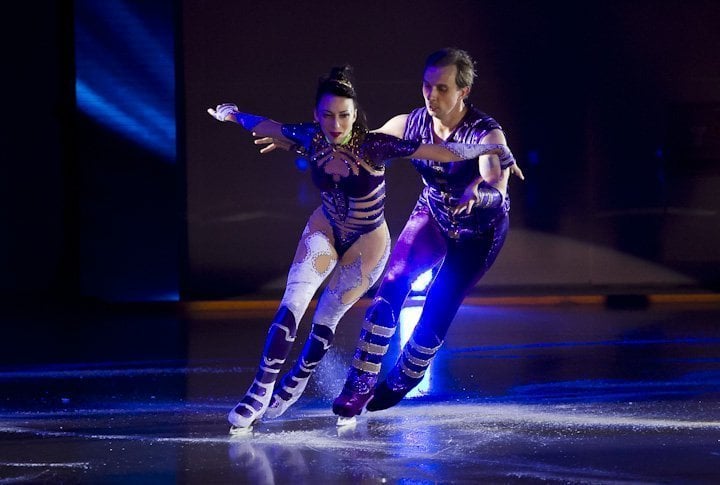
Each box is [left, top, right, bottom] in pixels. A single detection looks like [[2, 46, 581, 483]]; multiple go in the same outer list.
[[295, 157, 309, 171], [75, 0, 176, 162], [398, 306, 432, 398], [411, 268, 434, 293]]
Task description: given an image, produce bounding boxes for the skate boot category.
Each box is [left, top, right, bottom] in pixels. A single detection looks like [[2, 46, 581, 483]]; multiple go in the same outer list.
[[228, 379, 274, 432], [265, 324, 334, 419], [333, 367, 379, 417], [367, 334, 443, 412], [332, 297, 397, 417], [228, 307, 297, 432]]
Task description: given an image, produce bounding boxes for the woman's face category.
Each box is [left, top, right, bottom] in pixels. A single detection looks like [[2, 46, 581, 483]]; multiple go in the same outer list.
[[314, 94, 357, 144]]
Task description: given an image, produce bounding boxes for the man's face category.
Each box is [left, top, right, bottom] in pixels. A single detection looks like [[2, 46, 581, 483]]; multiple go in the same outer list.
[[422, 64, 469, 119]]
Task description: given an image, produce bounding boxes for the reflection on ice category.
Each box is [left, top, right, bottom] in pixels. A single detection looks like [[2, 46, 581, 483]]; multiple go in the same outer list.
[[398, 306, 431, 398], [224, 400, 720, 483], [3, 398, 720, 483]]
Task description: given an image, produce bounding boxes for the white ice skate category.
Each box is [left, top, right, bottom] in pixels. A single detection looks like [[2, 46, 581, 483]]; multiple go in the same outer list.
[[336, 415, 357, 427], [229, 424, 253, 436], [227, 379, 274, 433], [264, 374, 311, 419]]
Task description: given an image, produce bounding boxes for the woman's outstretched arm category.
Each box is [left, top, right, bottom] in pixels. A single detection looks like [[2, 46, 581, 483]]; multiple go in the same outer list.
[[207, 103, 288, 141]]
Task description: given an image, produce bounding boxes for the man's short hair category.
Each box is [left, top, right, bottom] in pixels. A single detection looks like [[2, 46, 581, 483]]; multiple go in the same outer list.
[[425, 48, 476, 89]]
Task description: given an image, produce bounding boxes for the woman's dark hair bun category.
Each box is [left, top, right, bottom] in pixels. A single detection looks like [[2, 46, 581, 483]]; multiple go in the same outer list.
[[328, 65, 354, 84]]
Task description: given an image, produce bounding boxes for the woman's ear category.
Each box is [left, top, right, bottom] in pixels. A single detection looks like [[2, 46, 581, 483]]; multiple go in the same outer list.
[[313, 109, 319, 122]]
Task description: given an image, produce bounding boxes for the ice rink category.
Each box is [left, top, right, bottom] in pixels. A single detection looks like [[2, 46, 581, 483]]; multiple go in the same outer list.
[[2, 296, 719, 483]]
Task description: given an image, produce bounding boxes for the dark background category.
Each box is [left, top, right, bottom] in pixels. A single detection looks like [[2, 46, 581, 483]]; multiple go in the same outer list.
[[2, 0, 719, 303]]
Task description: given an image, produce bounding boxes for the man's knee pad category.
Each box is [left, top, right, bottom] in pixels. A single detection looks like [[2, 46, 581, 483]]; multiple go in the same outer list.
[[352, 297, 396, 374], [364, 296, 396, 330], [409, 322, 444, 352]]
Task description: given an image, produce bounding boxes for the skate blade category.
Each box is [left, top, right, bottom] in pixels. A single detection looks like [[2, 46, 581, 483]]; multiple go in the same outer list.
[[336, 416, 357, 427], [229, 425, 253, 436]]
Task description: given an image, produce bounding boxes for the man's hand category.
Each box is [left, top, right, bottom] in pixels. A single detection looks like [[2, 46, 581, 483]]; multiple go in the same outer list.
[[452, 181, 483, 216], [510, 163, 525, 180]]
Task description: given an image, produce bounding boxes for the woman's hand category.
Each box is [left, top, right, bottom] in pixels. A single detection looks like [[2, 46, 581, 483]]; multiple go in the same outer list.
[[207, 103, 238, 122], [253, 136, 294, 154]]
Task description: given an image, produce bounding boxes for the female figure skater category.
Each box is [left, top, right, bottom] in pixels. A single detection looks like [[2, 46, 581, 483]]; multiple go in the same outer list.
[[208, 66, 514, 433]]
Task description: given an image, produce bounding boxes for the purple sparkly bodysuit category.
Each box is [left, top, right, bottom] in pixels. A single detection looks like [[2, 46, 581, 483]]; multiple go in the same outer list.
[[282, 123, 420, 254], [404, 103, 511, 239]]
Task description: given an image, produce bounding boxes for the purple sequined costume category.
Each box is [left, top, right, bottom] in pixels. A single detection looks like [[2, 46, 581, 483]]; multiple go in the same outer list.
[[408, 103, 512, 239], [282, 123, 421, 255], [334, 104, 513, 417]]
